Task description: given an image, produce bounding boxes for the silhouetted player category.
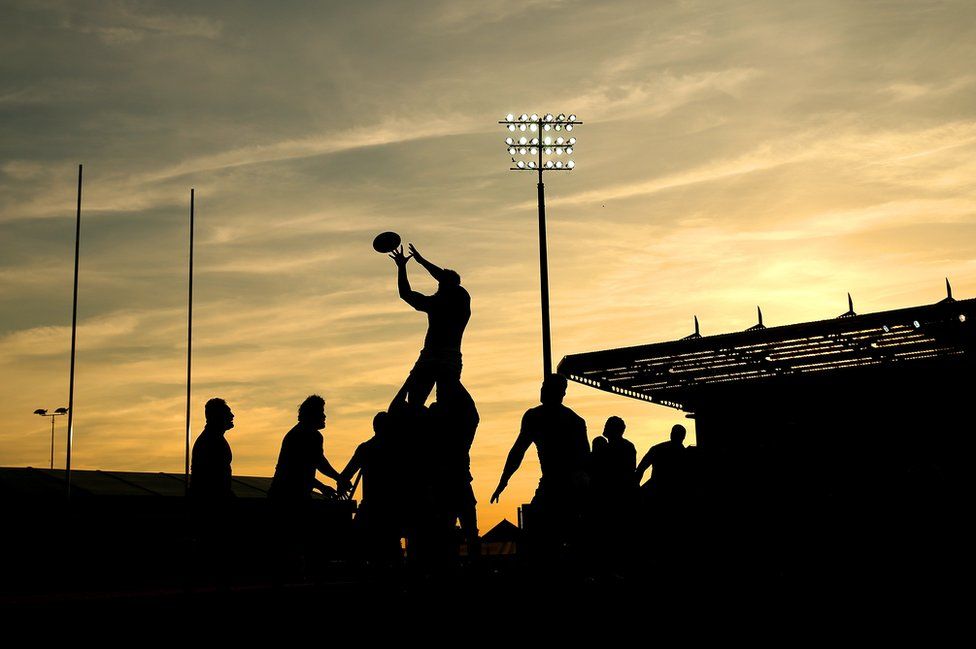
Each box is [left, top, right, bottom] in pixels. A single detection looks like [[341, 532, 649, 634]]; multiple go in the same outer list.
[[430, 379, 481, 556], [340, 411, 401, 564], [190, 397, 236, 500], [636, 424, 687, 496], [491, 375, 589, 534], [189, 397, 235, 587], [390, 243, 470, 404], [591, 416, 637, 501], [269, 395, 350, 501]]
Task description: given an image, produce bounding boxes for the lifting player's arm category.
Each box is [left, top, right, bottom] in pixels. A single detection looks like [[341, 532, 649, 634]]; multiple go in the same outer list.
[[318, 450, 351, 494], [390, 246, 430, 311], [408, 243, 446, 283], [490, 413, 534, 503]]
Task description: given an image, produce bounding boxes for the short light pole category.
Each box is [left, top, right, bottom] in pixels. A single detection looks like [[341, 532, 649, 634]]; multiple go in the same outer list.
[[33, 407, 68, 469], [499, 112, 581, 378]]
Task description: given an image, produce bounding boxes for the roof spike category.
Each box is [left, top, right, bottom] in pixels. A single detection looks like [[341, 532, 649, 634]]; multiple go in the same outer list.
[[939, 277, 955, 303], [694, 315, 700, 336], [746, 306, 766, 331], [838, 292, 856, 318], [682, 315, 702, 340]]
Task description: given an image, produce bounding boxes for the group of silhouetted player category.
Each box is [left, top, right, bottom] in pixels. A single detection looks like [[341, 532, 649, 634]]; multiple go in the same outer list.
[[188, 244, 694, 580]]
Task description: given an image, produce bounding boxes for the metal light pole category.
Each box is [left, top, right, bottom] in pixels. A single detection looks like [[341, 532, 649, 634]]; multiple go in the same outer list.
[[499, 113, 581, 378], [34, 407, 68, 469]]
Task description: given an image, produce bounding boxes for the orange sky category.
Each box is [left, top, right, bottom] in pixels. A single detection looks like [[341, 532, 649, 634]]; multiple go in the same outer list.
[[2, 0, 975, 532]]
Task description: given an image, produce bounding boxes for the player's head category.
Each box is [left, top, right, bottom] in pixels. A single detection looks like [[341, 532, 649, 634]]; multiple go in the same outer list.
[[205, 397, 234, 431], [298, 394, 326, 430], [603, 416, 625, 439], [373, 411, 389, 437], [540, 374, 568, 405], [671, 424, 687, 444], [438, 269, 461, 289]]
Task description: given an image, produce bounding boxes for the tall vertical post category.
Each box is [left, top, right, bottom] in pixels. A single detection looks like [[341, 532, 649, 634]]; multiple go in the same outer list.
[[50, 417, 55, 470], [537, 179, 552, 378], [65, 164, 82, 498], [184, 188, 194, 493]]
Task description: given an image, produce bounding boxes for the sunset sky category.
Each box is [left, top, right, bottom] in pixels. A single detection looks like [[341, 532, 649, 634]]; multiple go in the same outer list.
[[2, 0, 975, 531]]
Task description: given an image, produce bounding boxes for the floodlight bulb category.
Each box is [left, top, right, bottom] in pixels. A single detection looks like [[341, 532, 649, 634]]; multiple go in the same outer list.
[[555, 124, 562, 131], [505, 137, 514, 145], [519, 147, 527, 155], [567, 160, 575, 169], [530, 113, 539, 121], [519, 124, 527, 131], [566, 147, 573, 155], [545, 113, 553, 121], [517, 161, 526, 168], [568, 137, 576, 145], [519, 136, 527, 144], [545, 160, 554, 168], [568, 114, 576, 121], [544, 124, 551, 131], [960, 314, 967, 323], [544, 137, 552, 145], [529, 124, 538, 132], [528, 161, 537, 169], [508, 124, 516, 131], [566, 124, 573, 131], [508, 147, 517, 155], [530, 138, 539, 145], [520, 113, 529, 121], [530, 148, 538, 155], [913, 320, 921, 329], [555, 147, 563, 155], [557, 113, 566, 121], [556, 137, 564, 145], [544, 147, 552, 155], [506, 113, 514, 121], [555, 161, 563, 168]]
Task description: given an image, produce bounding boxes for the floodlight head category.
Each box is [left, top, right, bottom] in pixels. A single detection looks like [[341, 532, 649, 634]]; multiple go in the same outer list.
[[545, 113, 553, 121], [506, 113, 514, 121], [34, 409, 47, 416], [508, 147, 517, 155], [508, 124, 516, 131], [520, 113, 529, 121], [566, 147, 574, 154], [506, 137, 514, 145], [566, 124, 573, 131], [517, 160, 526, 168], [568, 137, 576, 145], [557, 113, 566, 121], [55, 407, 69, 414], [569, 114, 577, 121], [530, 113, 539, 121], [567, 160, 575, 169]]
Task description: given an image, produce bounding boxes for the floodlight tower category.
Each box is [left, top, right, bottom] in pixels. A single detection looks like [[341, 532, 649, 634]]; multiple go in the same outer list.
[[499, 112, 581, 378], [33, 407, 68, 469]]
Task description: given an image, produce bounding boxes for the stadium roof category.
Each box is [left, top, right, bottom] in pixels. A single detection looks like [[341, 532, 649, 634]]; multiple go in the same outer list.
[[558, 294, 974, 412]]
